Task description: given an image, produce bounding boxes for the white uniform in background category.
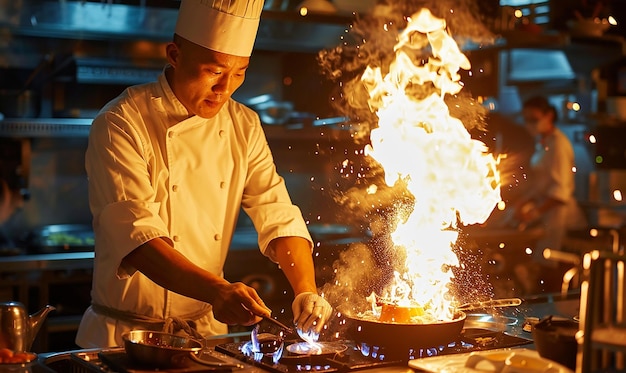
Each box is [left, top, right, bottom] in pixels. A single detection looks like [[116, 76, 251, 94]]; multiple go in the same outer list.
[[529, 127, 585, 262], [76, 72, 312, 348]]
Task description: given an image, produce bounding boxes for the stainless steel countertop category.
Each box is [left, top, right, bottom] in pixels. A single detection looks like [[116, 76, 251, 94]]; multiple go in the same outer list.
[[0, 251, 94, 272], [36, 293, 583, 372], [42, 350, 417, 372]]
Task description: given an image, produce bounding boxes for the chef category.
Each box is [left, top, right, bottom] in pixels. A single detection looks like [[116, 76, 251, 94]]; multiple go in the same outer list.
[[76, 0, 332, 348], [513, 95, 586, 293]]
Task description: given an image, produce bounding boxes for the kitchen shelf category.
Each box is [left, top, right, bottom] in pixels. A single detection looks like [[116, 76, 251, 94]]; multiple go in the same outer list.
[[496, 30, 625, 51], [0, 118, 92, 138], [0, 1, 353, 53], [0, 117, 362, 140], [466, 30, 626, 84], [0, 251, 94, 272]]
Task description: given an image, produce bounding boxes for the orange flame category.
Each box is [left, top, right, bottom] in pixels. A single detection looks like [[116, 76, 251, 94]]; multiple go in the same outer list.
[[361, 8, 501, 321]]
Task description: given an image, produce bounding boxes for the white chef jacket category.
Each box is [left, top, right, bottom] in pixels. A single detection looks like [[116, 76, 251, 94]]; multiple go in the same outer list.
[[528, 127, 585, 260], [76, 71, 312, 348]]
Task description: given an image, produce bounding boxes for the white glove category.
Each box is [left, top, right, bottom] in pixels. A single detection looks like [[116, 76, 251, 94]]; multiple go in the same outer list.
[[292, 292, 332, 336]]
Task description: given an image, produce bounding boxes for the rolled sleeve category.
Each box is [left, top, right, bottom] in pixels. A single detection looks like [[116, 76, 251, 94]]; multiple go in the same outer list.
[[239, 114, 312, 258], [96, 200, 171, 278], [87, 97, 172, 278], [251, 203, 313, 260]]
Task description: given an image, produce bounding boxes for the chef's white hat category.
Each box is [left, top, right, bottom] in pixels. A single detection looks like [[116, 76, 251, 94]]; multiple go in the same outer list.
[[174, 0, 265, 57]]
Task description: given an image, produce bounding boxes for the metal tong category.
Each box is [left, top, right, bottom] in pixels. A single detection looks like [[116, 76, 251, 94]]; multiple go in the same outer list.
[[261, 315, 294, 334], [189, 351, 244, 370]]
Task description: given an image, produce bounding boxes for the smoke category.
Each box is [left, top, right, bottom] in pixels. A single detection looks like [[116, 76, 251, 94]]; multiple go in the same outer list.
[[318, 0, 496, 139], [320, 243, 383, 314]]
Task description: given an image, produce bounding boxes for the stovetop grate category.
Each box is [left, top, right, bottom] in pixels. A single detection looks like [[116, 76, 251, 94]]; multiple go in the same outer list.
[[215, 328, 533, 372], [215, 341, 401, 373]]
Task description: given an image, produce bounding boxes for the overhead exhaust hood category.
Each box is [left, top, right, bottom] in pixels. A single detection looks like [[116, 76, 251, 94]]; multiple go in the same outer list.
[[506, 49, 575, 82], [0, 1, 352, 53], [500, 31, 625, 84]]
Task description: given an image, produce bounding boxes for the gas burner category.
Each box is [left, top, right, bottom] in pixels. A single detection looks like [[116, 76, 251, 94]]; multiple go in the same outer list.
[[215, 328, 532, 372], [216, 340, 400, 373], [354, 328, 532, 361], [241, 340, 284, 365]]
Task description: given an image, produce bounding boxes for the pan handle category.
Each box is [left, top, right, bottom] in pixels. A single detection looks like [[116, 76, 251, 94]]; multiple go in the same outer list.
[[189, 351, 244, 370], [456, 298, 522, 312]]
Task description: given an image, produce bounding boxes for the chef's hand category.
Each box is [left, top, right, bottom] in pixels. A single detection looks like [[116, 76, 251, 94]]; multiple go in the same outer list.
[[211, 282, 272, 327], [513, 201, 540, 229], [292, 292, 332, 336]]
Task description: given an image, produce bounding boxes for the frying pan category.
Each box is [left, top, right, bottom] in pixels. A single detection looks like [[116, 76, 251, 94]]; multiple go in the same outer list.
[[346, 298, 522, 353], [122, 330, 242, 369], [347, 311, 467, 353]]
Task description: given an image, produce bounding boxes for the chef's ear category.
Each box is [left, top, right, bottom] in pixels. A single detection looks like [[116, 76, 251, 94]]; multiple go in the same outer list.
[[166, 35, 182, 67]]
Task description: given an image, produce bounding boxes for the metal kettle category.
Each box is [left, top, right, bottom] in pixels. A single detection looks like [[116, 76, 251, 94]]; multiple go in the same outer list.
[[0, 301, 55, 351]]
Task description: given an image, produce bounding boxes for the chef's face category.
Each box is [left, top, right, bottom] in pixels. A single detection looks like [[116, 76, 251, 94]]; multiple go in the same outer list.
[[522, 107, 553, 137], [166, 36, 249, 119]]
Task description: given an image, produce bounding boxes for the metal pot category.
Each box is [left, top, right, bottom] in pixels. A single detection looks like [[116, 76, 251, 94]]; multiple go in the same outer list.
[[531, 316, 578, 371], [0, 301, 55, 351]]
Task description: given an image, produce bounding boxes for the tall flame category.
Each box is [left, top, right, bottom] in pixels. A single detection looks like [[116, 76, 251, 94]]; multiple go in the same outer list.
[[361, 8, 501, 321]]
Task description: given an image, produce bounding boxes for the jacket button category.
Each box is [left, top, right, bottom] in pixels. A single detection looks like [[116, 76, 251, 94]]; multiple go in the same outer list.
[[219, 130, 225, 138], [172, 185, 179, 192], [168, 132, 175, 138], [219, 181, 225, 189], [214, 234, 222, 241], [173, 235, 180, 242]]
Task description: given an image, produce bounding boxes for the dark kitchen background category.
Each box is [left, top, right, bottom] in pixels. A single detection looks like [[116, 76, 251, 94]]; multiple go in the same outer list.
[[0, 0, 625, 353]]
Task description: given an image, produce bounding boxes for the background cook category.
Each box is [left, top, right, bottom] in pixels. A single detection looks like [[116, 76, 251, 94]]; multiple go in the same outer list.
[[75, 0, 332, 348], [512, 95, 587, 294]]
